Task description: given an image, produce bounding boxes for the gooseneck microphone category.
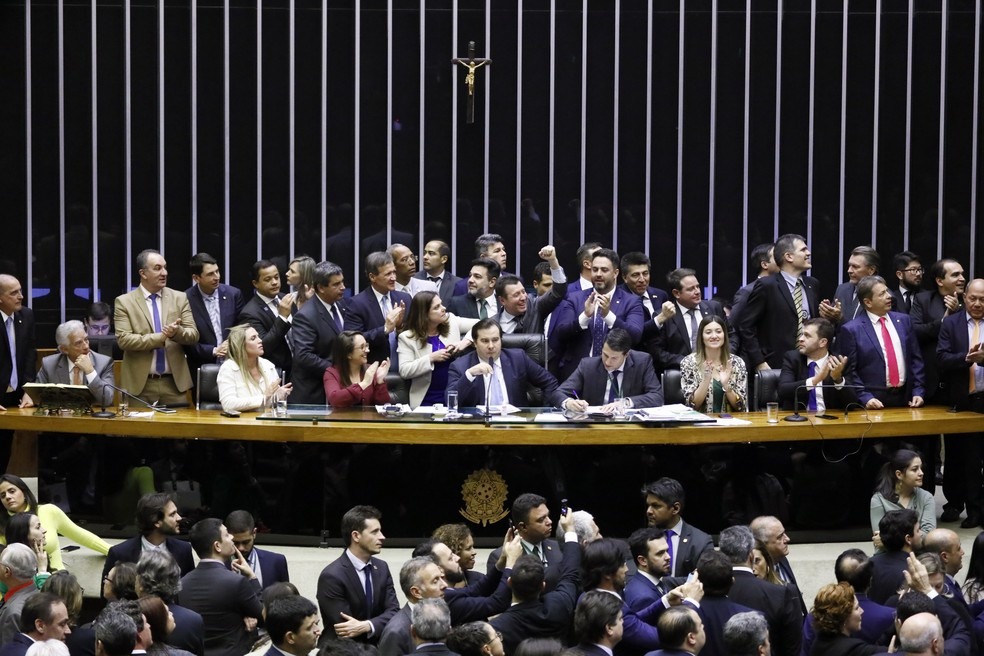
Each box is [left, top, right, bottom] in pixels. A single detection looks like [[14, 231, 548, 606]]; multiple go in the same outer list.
[[785, 382, 867, 421], [484, 357, 495, 426], [101, 382, 178, 415]]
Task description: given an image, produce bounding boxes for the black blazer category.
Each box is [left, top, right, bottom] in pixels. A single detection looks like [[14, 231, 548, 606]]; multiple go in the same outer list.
[[447, 293, 491, 321], [378, 604, 413, 656], [290, 297, 347, 404], [555, 350, 663, 408], [178, 561, 263, 656], [728, 570, 803, 656], [698, 596, 757, 656], [669, 521, 715, 578], [497, 280, 569, 336], [777, 350, 857, 411], [890, 287, 916, 315], [102, 536, 196, 591], [650, 299, 729, 372], [443, 562, 511, 625], [809, 633, 880, 656], [254, 547, 290, 588], [911, 290, 953, 399], [237, 293, 294, 379], [411, 644, 459, 656], [938, 309, 981, 408], [169, 603, 206, 656], [0, 307, 36, 400], [316, 552, 400, 646], [738, 273, 822, 370], [345, 288, 413, 365], [867, 550, 910, 605], [184, 283, 245, 378], [414, 271, 461, 307]]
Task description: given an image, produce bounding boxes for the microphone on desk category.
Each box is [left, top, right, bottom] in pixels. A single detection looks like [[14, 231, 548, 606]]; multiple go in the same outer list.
[[100, 382, 178, 416], [786, 383, 867, 421], [484, 357, 495, 425]]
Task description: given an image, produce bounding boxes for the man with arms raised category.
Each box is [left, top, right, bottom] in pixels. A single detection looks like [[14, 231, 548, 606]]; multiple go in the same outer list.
[[103, 493, 195, 584], [485, 494, 562, 591], [650, 268, 728, 374], [317, 505, 399, 646], [494, 246, 568, 335]]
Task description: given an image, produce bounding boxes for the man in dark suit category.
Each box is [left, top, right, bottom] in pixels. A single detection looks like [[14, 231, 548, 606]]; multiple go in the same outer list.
[[316, 505, 400, 646], [485, 493, 564, 592], [749, 516, 806, 616], [136, 549, 206, 656], [556, 328, 663, 411], [448, 259, 501, 321], [694, 551, 755, 656], [839, 275, 926, 410], [290, 260, 348, 404], [650, 267, 728, 373], [923, 529, 969, 607], [649, 606, 707, 656], [549, 248, 644, 381], [730, 244, 779, 361], [937, 278, 984, 527], [777, 317, 854, 412], [378, 557, 450, 656], [618, 251, 671, 346], [642, 478, 714, 578], [623, 527, 675, 614], [346, 252, 411, 366], [453, 233, 512, 297], [447, 318, 558, 407], [829, 549, 895, 644], [225, 510, 289, 589], [408, 598, 456, 656], [0, 592, 73, 656], [494, 245, 568, 335], [912, 258, 966, 403], [572, 590, 625, 656], [868, 509, 923, 605], [264, 596, 322, 656], [718, 526, 802, 656], [890, 251, 924, 314], [416, 240, 462, 307], [36, 320, 115, 406], [824, 245, 880, 326], [102, 493, 196, 587], [566, 241, 603, 296], [236, 260, 295, 381], [489, 510, 580, 655], [184, 253, 245, 383], [721, 613, 770, 656], [0, 274, 36, 411], [179, 518, 263, 656], [738, 233, 822, 372]]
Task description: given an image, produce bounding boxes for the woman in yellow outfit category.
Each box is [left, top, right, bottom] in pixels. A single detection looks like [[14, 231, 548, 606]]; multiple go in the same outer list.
[[0, 474, 109, 570]]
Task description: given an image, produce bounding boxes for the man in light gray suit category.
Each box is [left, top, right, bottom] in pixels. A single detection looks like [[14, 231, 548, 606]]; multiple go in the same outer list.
[[36, 320, 114, 406], [0, 544, 40, 644]]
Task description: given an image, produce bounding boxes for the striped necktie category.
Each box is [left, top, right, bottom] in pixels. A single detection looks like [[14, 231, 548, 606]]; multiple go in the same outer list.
[[793, 280, 805, 341]]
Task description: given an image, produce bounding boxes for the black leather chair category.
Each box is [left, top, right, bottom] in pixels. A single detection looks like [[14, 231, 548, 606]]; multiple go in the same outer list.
[[753, 368, 781, 411], [196, 364, 222, 411], [500, 332, 547, 405], [661, 369, 683, 405]]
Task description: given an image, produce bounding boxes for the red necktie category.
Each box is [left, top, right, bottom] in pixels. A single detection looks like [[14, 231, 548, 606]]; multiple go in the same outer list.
[[879, 317, 901, 387]]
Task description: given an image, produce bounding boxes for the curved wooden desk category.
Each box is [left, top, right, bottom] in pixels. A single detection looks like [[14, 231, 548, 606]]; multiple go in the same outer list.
[[0, 405, 978, 446]]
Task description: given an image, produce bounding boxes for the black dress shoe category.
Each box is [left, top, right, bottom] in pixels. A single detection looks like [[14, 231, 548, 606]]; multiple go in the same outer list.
[[941, 508, 963, 523], [961, 514, 982, 529]]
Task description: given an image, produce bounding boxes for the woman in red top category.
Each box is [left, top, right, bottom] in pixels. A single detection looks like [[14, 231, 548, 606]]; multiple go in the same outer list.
[[323, 330, 391, 407]]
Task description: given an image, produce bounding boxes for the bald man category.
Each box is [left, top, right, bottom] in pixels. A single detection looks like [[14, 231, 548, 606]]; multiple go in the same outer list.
[[0, 274, 36, 411], [899, 613, 945, 656]]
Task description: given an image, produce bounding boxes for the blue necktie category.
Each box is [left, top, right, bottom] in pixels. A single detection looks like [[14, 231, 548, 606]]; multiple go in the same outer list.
[[608, 371, 621, 403], [488, 363, 504, 406], [150, 293, 166, 374], [363, 564, 374, 611], [591, 310, 607, 356], [807, 361, 818, 411]]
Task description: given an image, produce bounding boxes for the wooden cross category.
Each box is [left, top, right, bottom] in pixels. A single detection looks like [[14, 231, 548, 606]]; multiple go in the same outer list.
[[452, 41, 491, 124]]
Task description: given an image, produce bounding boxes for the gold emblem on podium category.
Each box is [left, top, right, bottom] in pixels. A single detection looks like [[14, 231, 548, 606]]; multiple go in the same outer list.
[[459, 469, 510, 526]]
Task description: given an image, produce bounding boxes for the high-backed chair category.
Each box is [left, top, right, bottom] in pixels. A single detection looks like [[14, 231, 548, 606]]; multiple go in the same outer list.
[[196, 364, 223, 410], [753, 368, 782, 411], [661, 369, 684, 405]]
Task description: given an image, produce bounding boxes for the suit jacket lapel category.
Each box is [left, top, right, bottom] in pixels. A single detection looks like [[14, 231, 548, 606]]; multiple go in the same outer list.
[[55, 355, 70, 382], [860, 317, 886, 365], [342, 557, 367, 615]]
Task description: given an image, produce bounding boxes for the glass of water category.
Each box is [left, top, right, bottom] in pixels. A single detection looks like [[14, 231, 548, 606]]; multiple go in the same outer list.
[[118, 390, 129, 417], [446, 390, 459, 418], [275, 397, 288, 417]]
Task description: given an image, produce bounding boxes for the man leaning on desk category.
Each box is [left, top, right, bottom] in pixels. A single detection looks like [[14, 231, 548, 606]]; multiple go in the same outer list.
[[36, 320, 114, 406], [554, 328, 663, 413]]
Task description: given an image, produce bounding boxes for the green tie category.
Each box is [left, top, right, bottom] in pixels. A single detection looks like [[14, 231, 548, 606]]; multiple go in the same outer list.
[[479, 299, 488, 320]]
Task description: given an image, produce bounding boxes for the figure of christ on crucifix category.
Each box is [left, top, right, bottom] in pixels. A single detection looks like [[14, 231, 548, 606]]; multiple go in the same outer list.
[[452, 41, 491, 124]]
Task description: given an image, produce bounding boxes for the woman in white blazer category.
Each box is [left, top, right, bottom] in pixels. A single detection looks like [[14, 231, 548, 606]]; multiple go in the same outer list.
[[397, 291, 476, 408], [217, 324, 292, 412]]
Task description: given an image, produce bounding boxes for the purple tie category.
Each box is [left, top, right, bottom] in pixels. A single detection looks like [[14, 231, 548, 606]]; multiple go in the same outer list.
[[332, 304, 343, 331], [807, 361, 818, 411], [150, 293, 166, 374], [665, 528, 676, 575]]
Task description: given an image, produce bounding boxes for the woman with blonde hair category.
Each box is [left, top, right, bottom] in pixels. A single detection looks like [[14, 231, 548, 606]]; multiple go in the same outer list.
[[286, 255, 316, 309], [217, 324, 291, 413]]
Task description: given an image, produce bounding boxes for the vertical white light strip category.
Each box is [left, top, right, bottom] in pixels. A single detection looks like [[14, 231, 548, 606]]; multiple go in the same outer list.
[[903, 0, 913, 248], [290, 0, 296, 258], [256, 2, 262, 260], [871, 0, 882, 248], [837, 0, 848, 272], [612, 0, 620, 252], [675, 0, 685, 266], [419, 0, 425, 251], [125, 0, 132, 283], [58, 0, 66, 320], [549, 0, 556, 242], [515, 0, 522, 259], [91, 0, 99, 298], [741, 0, 751, 284], [451, 0, 458, 267], [25, 0, 33, 297], [806, 0, 816, 249], [354, 0, 361, 283], [579, 0, 587, 243], [158, 0, 164, 251], [386, 0, 392, 243], [773, 0, 783, 235], [971, 0, 981, 277], [644, 0, 653, 252], [224, 0, 230, 271], [483, 0, 491, 231], [936, 0, 947, 259], [707, 0, 717, 292], [192, 0, 198, 255], [322, 0, 327, 261]]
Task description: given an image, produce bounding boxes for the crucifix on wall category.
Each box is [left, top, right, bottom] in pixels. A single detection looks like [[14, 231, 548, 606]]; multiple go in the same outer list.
[[452, 41, 491, 124]]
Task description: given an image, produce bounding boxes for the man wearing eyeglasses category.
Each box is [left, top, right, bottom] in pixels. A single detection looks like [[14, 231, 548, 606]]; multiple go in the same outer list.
[[891, 251, 924, 315]]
